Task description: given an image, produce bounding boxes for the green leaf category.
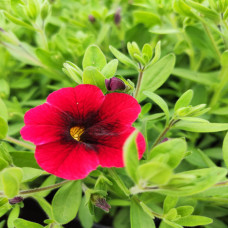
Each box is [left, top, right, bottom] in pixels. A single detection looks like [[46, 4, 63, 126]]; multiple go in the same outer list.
[[173, 0, 196, 18], [138, 54, 176, 102], [35, 48, 58, 69], [149, 41, 161, 65], [2, 167, 23, 198], [133, 11, 161, 27], [63, 62, 82, 84], [109, 46, 137, 69], [36, 175, 56, 197], [10, 152, 40, 169], [222, 132, 228, 168], [101, 59, 118, 78], [78, 196, 93, 228], [82, 66, 106, 93], [0, 117, 8, 139], [148, 138, 187, 169], [144, 91, 169, 125], [0, 144, 12, 165], [174, 121, 228, 132], [165, 208, 178, 221], [34, 196, 53, 219], [123, 130, 140, 183], [3, 12, 35, 31], [0, 98, 8, 121], [174, 90, 193, 111], [172, 68, 219, 86], [163, 196, 178, 214], [142, 44, 153, 62], [138, 161, 173, 185], [175, 215, 213, 226], [82, 45, 106, 71], [159, 167, 227, 196], [14, 219, 43, 228], [22, 167, 44, 182], [0, 157, 8, 171], [176, 206, 194, 217], [130, 197, 155, 228], [186, 0, 219, 22], [52, 181, 82, 224], [7, 205, 20, 228]]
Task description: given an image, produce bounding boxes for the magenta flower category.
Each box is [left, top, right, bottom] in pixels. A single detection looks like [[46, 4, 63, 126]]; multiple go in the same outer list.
[[21, 85, 145, 180]]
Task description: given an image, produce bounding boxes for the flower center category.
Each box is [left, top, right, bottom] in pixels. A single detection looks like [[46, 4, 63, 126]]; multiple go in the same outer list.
[[70, 126, 84, 141]]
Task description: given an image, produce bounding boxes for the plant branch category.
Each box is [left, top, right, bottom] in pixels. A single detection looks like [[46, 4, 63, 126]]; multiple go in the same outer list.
[[134, 65, 145, 99], [5, 136, 35, 150], [0, 180, 70, 196], [151, 119, 178, 149]]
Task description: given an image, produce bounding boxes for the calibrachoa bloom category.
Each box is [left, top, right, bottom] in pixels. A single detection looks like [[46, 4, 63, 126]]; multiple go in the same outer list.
[[21, 85, 145, 180]]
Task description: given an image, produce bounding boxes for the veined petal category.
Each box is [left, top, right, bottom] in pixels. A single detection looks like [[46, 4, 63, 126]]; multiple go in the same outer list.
[[97, 93, 141, 127], [35, 141, 99, 180], [97, 128, 146, 167], [21, 125, 64, 145], [46, 84, 105, 120]]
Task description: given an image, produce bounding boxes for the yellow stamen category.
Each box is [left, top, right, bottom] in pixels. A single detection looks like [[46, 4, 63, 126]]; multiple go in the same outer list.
[[70, 126, 84, 141]]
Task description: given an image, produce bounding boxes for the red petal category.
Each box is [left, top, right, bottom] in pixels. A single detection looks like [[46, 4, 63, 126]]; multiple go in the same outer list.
[[35, 141, 99, 180], [98, 93, 141, 127], [97, 128, 146, 167], [47, 85, 105, 119], [23, 103, 68, 126], [21, 125, 63, 145]]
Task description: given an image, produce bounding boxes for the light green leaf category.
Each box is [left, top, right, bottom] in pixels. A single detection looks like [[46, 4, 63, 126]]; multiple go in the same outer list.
[[78, 196, 93, 228], [14, 218, 43, 228], [82, 66, 106, 93], [123, 130, 140, 183], [109, 46, 137, 69], [222, 132, 228, 168], [130, 197, 155, 228], [0, 157, 8, 171], [34, 196, 53, 219], [174, 90, 193, 111], [133, 10, 161, 27], [7, 205, 20, 228], [82, 45, 106, 71], [176, 206, 194, 217], [0, 117, 8, 139], [163, 196, 178, 214], [52, 181, 82, 224], [0, 99, 8, 121], [174, 121, 228, 132], [138, 54, 176, 102], [175, 215, 213, 226], [10, 151, 40, 169], [3, 12, 35, 31], [22, 167, 44, 182], [148, 138, 187, 169], [144, 91, 169, 125], [2, 167, 23, 198], [138, 161, 172, 185], [101, 59, 118, 78], [172, 68, 219, 86], [186, 0, 219, 22]]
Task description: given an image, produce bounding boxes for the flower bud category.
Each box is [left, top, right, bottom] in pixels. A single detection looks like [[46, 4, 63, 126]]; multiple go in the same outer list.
[[9, 196, 23, 205], [92, 195, 111, 212], [105, 77, 126, 91], [88, 15, 96, 23], [114, 8, 121, 25]]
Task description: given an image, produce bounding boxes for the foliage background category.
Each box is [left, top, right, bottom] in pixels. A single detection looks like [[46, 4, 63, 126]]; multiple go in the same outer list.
[[1, 0, 228, 227]]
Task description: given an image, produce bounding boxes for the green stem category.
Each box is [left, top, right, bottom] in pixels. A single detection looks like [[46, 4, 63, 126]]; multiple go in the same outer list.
[[0, 180, 70, 196], [5, 136, 35, 150], [202, 22, 221, 60], [151, 119, 177, 149], [134, 66, 144, 99]]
